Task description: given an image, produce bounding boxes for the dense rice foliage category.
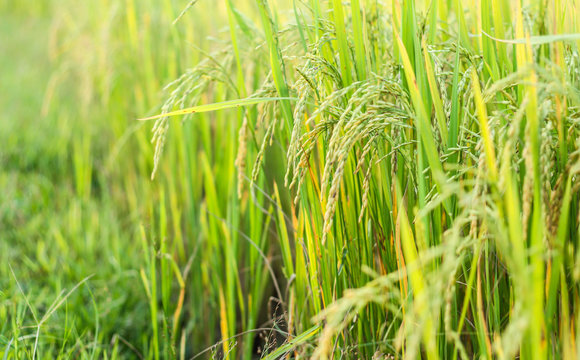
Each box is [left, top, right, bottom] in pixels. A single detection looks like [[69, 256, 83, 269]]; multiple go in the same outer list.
[[2, 0, 580, 359]]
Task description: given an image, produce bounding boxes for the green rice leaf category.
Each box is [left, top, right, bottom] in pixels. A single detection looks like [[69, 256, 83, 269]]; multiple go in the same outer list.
[[261, 325, 321, 360], [482, 30, 580, 44], [139, 97, 297, 121]]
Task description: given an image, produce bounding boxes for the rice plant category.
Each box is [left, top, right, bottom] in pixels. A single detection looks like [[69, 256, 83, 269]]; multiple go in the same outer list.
[[149, 0, 580, 358], [2, 0, 580, 359]]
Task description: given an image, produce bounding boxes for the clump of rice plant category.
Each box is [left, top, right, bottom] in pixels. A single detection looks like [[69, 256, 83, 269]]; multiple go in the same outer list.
[[149, 0, 580, 359]]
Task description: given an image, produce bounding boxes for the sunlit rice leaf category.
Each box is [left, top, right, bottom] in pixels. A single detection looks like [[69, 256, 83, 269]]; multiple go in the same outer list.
[[138, 97, 297, 121], [482, 30, 580, 44], [261, 325, 321, 360]]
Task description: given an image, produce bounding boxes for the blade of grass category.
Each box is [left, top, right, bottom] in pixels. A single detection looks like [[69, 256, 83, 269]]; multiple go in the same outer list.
[[139, 97, 297, 121]]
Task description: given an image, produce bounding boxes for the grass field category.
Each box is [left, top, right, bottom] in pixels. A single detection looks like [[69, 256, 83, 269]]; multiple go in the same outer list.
[[1, 0, 580, 359]]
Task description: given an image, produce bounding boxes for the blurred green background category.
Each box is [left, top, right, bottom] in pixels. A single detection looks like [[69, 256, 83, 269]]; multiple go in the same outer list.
[[0, 0, 261, 358]]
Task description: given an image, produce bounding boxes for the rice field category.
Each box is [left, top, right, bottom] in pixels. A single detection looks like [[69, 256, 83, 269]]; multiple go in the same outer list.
[[1, 0, 580, 359]]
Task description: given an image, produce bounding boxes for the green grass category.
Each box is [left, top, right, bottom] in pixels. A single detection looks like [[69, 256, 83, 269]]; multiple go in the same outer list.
[[1, 0, 580, 359]]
